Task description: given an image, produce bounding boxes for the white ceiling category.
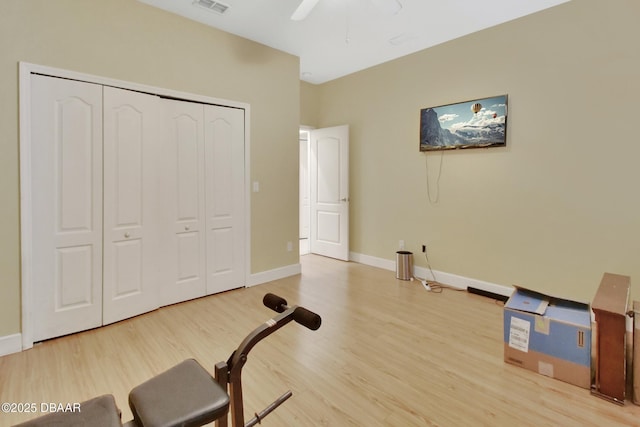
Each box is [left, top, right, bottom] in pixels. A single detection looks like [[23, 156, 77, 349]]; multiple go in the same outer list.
[[138, 0, 569, 84]]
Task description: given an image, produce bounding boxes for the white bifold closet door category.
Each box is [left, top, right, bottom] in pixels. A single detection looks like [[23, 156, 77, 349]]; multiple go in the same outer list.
[[29, 74, 245, 342], [203, 104, 245, 295], [102, 86, 162, 325], [162, 99, 207, 305], [162, 99, 245, 305], [30, 75, 104, 342], [30, 77, 163, 337]]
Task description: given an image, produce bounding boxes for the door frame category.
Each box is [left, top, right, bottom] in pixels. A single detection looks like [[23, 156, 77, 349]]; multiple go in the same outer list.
[[299, 126, 313, 256], [18, 62, 251, 350]]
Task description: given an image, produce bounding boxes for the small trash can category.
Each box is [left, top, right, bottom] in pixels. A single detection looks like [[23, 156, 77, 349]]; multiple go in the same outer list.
[[634, 301, 640, 405], [396, 251, 413, 281]]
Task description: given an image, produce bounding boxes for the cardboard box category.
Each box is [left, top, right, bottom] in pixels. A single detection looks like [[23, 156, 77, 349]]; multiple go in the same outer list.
[[504, 287, 591, 389]]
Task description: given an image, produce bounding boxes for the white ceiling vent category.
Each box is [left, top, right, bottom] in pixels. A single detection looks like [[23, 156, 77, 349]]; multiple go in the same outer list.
[[193, 0, 229, 15]]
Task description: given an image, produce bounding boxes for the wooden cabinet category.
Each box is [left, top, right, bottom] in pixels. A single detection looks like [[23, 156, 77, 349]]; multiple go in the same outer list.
[[591, 272, 630, 404], [633, 301, 640, 405]]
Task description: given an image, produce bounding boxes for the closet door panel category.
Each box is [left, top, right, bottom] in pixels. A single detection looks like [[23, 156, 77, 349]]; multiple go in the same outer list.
[[112, 106, 143, 227], [103, 87, 161, 324], [31, 75, 103, 342], [204, 105, 245, 294], [209, 227, 233, 273], [111, 240, 143, 296], [162, 99, 207, 306]]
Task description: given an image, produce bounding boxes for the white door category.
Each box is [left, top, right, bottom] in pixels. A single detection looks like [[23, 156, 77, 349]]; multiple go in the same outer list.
[[162, 99, 207, 306], [30, 75, 104, 341], [204, 105, 245, 294], [310, 125, 350, 261], [102, 86, 161, 325]]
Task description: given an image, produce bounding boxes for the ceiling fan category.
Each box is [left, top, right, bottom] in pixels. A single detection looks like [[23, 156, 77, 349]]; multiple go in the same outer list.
[[291, 0, 403, 21]]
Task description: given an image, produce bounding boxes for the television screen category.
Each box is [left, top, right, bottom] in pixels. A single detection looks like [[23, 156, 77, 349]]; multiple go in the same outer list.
[[420, 95, 508, 151]]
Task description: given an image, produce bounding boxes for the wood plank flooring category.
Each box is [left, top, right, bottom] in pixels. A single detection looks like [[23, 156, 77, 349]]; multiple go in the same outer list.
[[2, 254, 640, 426]]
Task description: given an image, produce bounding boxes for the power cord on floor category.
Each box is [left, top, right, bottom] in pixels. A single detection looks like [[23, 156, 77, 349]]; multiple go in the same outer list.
[[413, 250, 465, 294]]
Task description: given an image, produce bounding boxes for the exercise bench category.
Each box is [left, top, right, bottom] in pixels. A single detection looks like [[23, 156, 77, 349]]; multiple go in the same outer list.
[[15, 293, 321, 427]]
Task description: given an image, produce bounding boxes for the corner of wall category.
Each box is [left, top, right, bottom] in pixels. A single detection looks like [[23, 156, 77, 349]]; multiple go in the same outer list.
[[0, 333, 22, 357], [247, 262, 301, 287]]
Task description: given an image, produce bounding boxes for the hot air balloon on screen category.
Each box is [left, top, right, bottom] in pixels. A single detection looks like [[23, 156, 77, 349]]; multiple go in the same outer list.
[[419, 94, 508, 151]]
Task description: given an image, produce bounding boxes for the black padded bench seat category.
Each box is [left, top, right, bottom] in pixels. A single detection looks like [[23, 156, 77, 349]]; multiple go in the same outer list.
[[128, 358, 229, 427], [13, 394, 122, 427]]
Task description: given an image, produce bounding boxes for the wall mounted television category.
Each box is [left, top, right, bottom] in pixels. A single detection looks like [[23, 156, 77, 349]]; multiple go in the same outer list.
[[420, 94, 508, 151]]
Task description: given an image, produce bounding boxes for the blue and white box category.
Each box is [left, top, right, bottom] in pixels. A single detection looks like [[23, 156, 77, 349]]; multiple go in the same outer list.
[[503, 286, 591, 389]]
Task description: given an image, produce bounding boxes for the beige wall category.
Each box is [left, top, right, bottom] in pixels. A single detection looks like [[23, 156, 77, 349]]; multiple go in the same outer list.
[[0, 0, 300, 337], [311, 0, 640, 302], [300, 81, 321, 127]]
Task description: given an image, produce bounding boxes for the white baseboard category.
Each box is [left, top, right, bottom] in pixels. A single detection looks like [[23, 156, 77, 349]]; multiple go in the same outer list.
[[0, 333, 22, 357], [350, 251, 513, 297], [247, 262, 301, 287], [349, 252, 395, 271]]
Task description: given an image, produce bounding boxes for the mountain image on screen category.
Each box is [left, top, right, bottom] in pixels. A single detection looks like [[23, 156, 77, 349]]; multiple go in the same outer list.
[[419, 95, 507, 151]]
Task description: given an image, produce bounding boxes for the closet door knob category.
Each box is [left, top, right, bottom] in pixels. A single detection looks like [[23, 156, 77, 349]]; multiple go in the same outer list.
[[185, 225, 190, 231], [124, 232, 130, 238]]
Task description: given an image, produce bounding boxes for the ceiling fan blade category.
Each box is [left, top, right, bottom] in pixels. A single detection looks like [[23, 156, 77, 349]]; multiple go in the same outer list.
[[291, 0, 321, 21], [370, 0, 402, 15]]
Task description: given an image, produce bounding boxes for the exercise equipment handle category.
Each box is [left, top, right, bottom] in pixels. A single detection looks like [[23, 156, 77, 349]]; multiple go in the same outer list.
[[294, 306, 322, 331], [263, 293, 288, 313], [263, 293, 322, 330]]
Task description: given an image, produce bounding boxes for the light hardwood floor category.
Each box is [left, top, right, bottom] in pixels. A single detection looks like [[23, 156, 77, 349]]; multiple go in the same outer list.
[[2, 254, 640, 426]]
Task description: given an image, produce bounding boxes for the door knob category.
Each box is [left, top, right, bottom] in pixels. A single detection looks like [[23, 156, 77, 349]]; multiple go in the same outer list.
[[124, 232, 130, 238]]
